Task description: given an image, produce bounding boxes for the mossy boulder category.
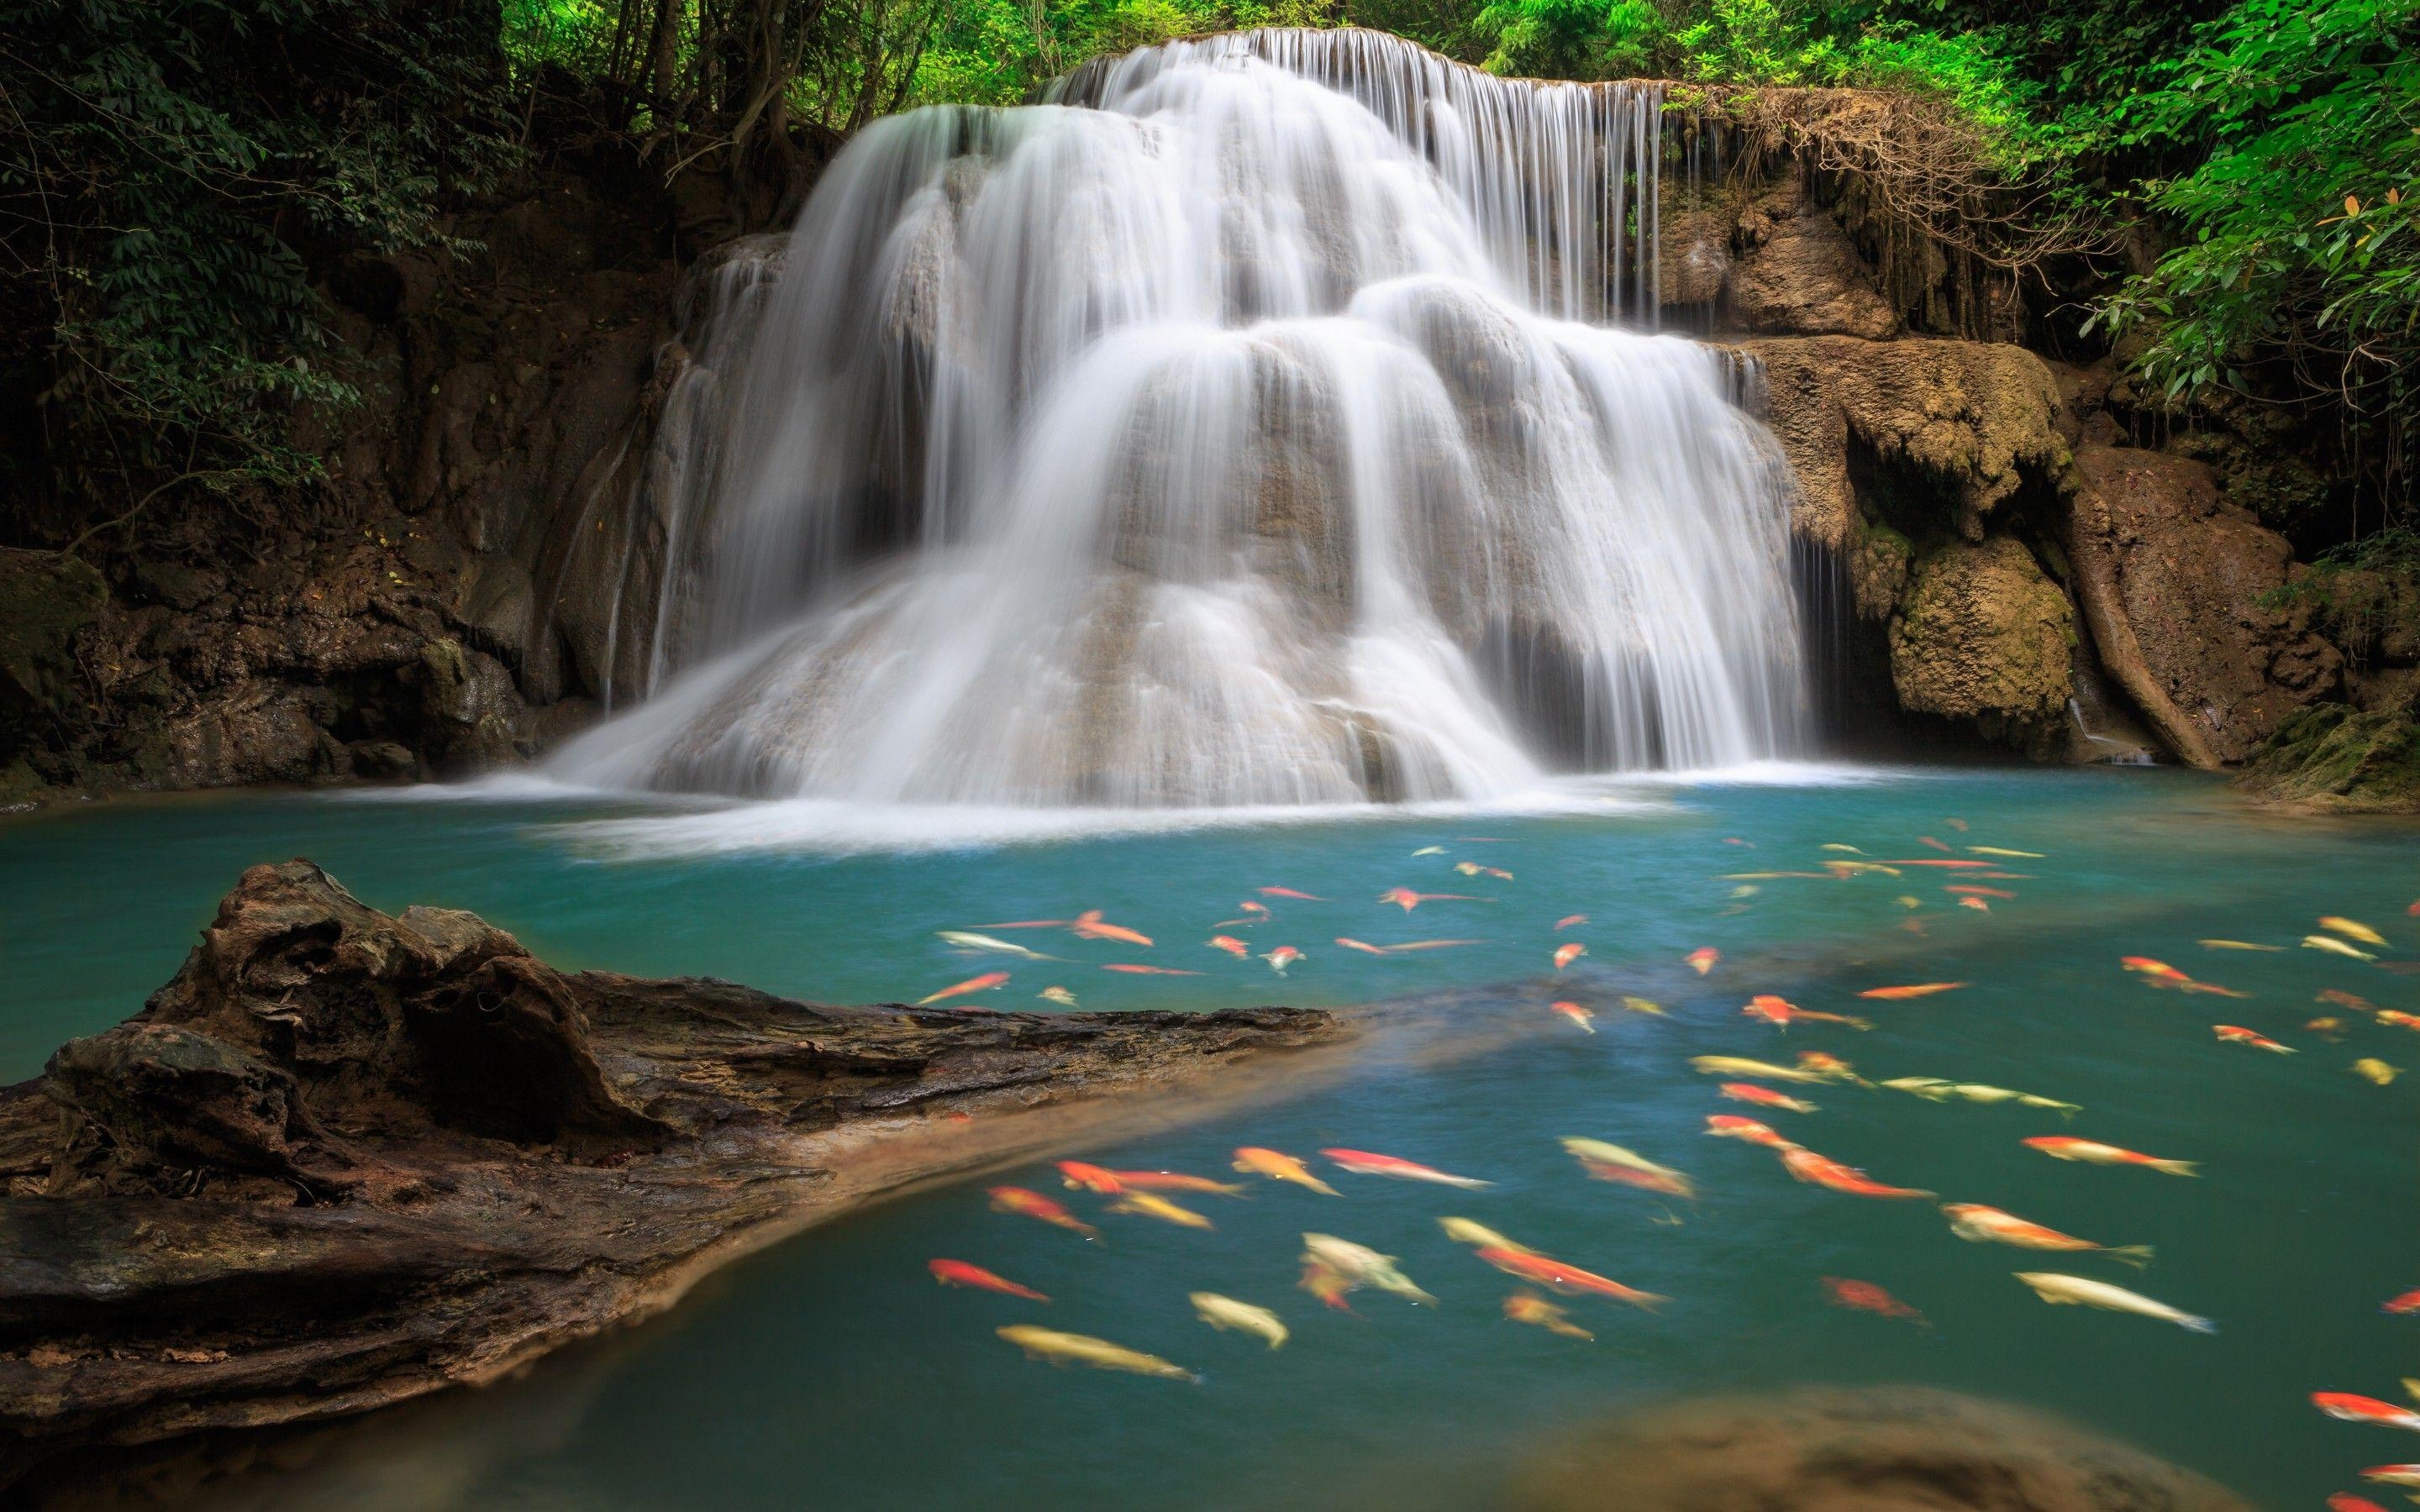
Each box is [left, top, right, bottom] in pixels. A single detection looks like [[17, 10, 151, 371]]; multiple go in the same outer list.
[[2235, 701, 2420, 813], [1888, 533, 2074, 753], [0, 549, 108, 776]]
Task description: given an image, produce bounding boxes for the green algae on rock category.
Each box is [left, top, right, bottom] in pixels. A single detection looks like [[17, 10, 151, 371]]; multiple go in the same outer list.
[[2235, 700, 2420, 814]]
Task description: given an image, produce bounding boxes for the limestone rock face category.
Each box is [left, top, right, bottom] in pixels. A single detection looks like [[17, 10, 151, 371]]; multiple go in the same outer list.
[[1728, 178, 1898, 339], [1888, 534, 2074, 751], [2065, 445, 2339, 766], [2235, 696, 2420, 813], [1744, 336, 2070, 556]]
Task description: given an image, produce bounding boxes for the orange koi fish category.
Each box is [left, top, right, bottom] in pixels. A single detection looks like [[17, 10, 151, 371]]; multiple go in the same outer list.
[[1388, 938, 1483, 951], [1797, 1051, 1862, 1079], [1473, 1247, 1667, 1310], [1298, 1257, 1355, 1312], [1723, 837, 1752, 847], [1781, 1147, 1934, 1199], [1554, 914, 1588, 931], [1856, 982, 1966, 1000], [1705, 1114, 1800, 1150], [1551, 1001, 1596, 1034], [2322, 988, 2381, 1012], [1562, 1137, 1694, 1197], [1721, 1082, 1817, 1113], [1055, 1161, 1125, 1194], [1554, 942, 1587, 969], [1111, 1170, 1246, 1196], [918, 970, 1009, 1005], [1207, 935, 1249, 958], [1945, 885, 2016, 899], [2381, 1289, 2420, 1315], [1378, 888, 1484, 911], [1946, 818, 1970, 831], [1959, 896, 1991, 913], [929, 1258, 1050, 1302], [1259, 886, 1327, 900], [2327, 1494, 2391, 1512], [1100, 963, 1202, 975], [1234, 1147, 1339, 1194], [2378, 1010, 2420, 1032], [2122, 956, 2190, 982], [1822, 1276, 1926, 1324], [1918, 836, 1952, 853], [2022, 1136, 2197, 1176], [1334, 937, 1391, 956], [1503, 1292, 1593, 1341], [1744, 995, 1870, 1030], [1322, 1147, 1491, 1189], [1941, 1203, 2152, 1266], [2360, 1467, 2420, 1491], [2315, 1394, 2420, 1433], [1261, 946, 1303, 974], [1686, 948, 1719, 975], [2213, 1024, 2295, 1053], [987, 1185, 1097, 1237], [1071, 910, 1153, 947]]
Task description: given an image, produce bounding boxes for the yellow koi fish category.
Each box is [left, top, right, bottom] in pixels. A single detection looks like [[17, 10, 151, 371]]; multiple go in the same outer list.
[[997, 1326, 1198, 1381]]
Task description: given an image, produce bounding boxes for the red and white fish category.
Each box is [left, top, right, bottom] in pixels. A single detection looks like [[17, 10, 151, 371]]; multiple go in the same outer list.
[[1550, 1000, 1596, 1034], [929, 1258, 1050, 1302], [1055, 1160, 1126, 1193], [1207, 935, 1249, 958], [1781, 1147, 1934, 1200], [918, 970, 1010, 1006], [1554, 942, 1586, 969], [2378, 1010, 2420, 1032], [2360, 1465, 2420, 1490], [2315, 1393, 2420, 1433], [1261, 945, 1303, 974], [1705, 1114, 1800, 1150], [1686, 948, 1719, 975], [1940, 1203, 2151, 1267], [1071, 910, 1153, 947], [987, 1185, 1097, 1237], [2022, 1136, 2196, 1176], [1322, 1147, 1491, 1189], [2381, 1288, 2420, 1315], [2212, 1024, 2294, 1053], [1378, 888, 1483, 911], [1743, 995, 1869, 1030], [1720, 1081, 1817, 1113], [1473, 1247, 1666, 1309], [1958, 896, 1991, 912]]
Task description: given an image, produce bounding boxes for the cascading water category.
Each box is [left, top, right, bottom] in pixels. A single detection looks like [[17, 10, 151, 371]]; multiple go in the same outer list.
[[551, 28, 1811, 807]]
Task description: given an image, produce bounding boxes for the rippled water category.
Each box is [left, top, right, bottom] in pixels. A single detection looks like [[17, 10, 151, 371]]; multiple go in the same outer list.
[[6, 767, 2416, 1509]]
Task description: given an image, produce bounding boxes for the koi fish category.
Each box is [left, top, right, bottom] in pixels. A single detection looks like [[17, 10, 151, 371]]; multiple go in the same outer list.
[[1323, 1147, 1491, 1189], [1236, 900, 1271, 918], [1551, 1001, 1596, 1033], [1686, 948, 1718, 975], [1947, 885, 2015, 900], [2307, 935, 2380, 963], [2354, 1058, 2402, 1085], [2381, 1289, 2420, 1315], [1946, 818, 1970, 831], [2202, 939, 2284, 951], [1261, 946, 1303, 974], [1388, 938, 1482, 951], [1690, 1054, 1829, 1084], [1189, 1292, 1286, 1349], [1959, 897, 1991, 912], [1796, 1051, 1864, 1082], [1334, 937, 1391, 956], [1857, 982, 1966, 1000], [2315, 1394, 2420, 1432], [1071, 910, 1153, 947], [1109, 1191, 1213, 1229], [2323, 916, 2391, 947], [1503, 1291, 1593, 1340], [1453, 862, 1514, 880], [1706, 1114, 1800, 1150], [1620, 995, 1666, 1016], [2322, 989, 2382, 1012], [1823, 1276, 1925, 1324], [997, 1326, 1196, 1382], [930, 1258, 1050, 1302], [2307, 1016, 2348, 1037], [1721, 1082, 1816, 1113], [2016, 1273, 2213, 1333], [1896, 895, 1922, 908], [2328, 1494, 2392, 1512], [1554, 914, 1588, 931], [1554, 942, 1586, 969], [1439, 1216, 1533, 1252], [1967, 847, 2042, 858], [1302, 1233, 1435, 1305], [1882, 1079, 2080, 1115], [1723, 837, 1751, 846], [1259, 887, 1326, 900], [1941, 1204, 2151, 1267], [2360, 1466, 2420, 1489], [1100, 963, 1202, 975], [2377, 1010, 2420, 1032], [1037, 986, 1078, 1005], [1411, 845, 1445, 857], [1055, 1161, 1125, 1194], [1473, 1247, 1667, 1310], [2022, 1137, 2196, 1176], [918, 970, 1010, 1005], [1562, 1137, 1694, 1198], [1918, 836, 1952, 852], [2213, 1024, 2294, 1053], [1377, 888, 1484, 911], [1824, 860, 1903, 878], [1781, 1147, 1934, 1199], [988, 1185, 1098, 1237], [1110, 1170, 1245, 1196], [937, 932, 1059, 960], [1821, 843, 1864, 853], [2122, 956, 2190, 982], [1234, 1147, 1339, 1194], [1744, 995, 1870, 1030], [1297, 1257, 1355, 1312], [1730, 885, 1760, 899], [1207, 935, 1249, 958]]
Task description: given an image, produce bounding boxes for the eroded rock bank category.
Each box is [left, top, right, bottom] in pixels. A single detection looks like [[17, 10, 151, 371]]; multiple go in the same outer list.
[[0, 862, 1342, 1491]]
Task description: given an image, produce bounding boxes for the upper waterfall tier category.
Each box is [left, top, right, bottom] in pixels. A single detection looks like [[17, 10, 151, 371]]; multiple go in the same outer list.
[[550, 28, 1810, 806]]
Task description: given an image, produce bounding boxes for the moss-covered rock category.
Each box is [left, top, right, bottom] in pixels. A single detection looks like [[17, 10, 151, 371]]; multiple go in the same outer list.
[[1888, 534, 2074, 753], [2235, 701, 2420, 814]]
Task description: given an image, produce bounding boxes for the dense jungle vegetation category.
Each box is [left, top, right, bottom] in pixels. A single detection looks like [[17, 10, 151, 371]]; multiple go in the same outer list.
[[2, 0, 2415, 550]]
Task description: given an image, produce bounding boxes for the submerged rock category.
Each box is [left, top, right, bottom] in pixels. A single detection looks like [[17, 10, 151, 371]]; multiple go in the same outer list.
[[0, 863, 1341, 1488], [1512, 1384, 2249, 1511]]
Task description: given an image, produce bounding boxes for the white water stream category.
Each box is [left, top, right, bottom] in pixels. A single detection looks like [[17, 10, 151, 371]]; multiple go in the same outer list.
[[553, 29, 1809, 806]]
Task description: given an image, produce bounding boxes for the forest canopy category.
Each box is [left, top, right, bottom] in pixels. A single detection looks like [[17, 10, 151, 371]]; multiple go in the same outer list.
[[3, 0, 2415, 538]]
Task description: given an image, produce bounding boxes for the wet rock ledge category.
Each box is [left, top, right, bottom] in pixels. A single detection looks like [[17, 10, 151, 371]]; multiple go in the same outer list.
[[0, 863, 1340, 1488]]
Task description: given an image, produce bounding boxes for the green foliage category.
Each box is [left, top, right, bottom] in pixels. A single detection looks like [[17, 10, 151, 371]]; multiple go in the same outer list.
[[3, 0, 518, 522]]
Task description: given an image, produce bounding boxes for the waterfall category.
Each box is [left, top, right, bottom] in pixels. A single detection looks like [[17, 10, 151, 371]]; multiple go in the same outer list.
[[550, 28, 1810, 807]]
